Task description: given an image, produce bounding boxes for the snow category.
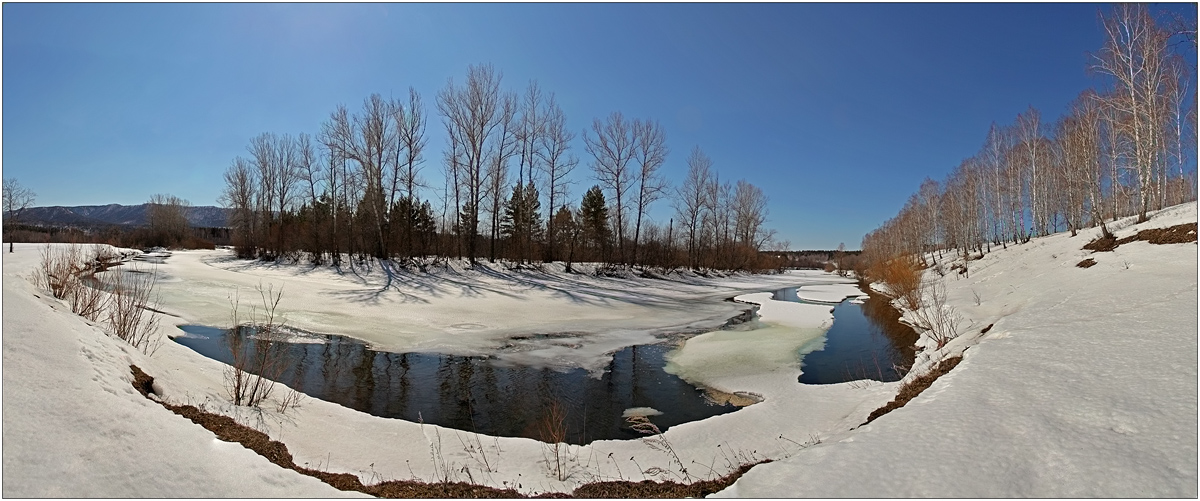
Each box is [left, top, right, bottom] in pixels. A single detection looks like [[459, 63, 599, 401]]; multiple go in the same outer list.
[[7, 203, 1192, 497], [715, 202, 1198, 497], [794, 283, 868, 303], [6, 243, 886, 496], [1, 247, 360, 498]]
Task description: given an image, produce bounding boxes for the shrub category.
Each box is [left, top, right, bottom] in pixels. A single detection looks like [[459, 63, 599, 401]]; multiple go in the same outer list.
[[224, 284, 291, 407], [105, 265, 163, 355], [909, 281, 961, 349], [871, 256, 923, 310]]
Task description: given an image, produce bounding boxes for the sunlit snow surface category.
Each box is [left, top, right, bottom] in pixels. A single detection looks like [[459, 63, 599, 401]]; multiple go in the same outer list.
[[7, 202, 1194, 498], [716, 202, 1198, 497]]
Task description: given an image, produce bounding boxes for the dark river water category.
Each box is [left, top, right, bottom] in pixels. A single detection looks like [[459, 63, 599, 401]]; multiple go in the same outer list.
[[174, 285, 917, 444], [174, 325, 738, 445], [772, 287, 919, 384]]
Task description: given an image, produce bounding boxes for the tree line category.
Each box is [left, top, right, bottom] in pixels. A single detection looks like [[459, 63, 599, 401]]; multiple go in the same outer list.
[[220, 64, 784, 272], [861, 4, 1196, 280]]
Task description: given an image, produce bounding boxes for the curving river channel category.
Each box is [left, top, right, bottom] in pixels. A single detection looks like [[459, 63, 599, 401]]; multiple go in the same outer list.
[[174, 285, 916, 444]]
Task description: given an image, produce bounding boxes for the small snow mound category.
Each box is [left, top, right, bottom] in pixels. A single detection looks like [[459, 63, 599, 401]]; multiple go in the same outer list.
[[621, 407, 663, 418]]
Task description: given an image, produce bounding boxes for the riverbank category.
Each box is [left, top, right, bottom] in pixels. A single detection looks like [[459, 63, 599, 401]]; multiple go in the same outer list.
[[716, 202, 1198, 497], [4, 246, 895, 496]]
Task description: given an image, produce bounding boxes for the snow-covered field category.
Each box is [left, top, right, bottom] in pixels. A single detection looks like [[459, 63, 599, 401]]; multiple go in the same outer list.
[[4, 202, 1194, 497], [4, 242, 886, 496], [717, 202, 1199, 497]]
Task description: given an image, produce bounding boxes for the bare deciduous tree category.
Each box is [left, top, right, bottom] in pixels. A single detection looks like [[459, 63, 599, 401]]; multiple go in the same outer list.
[[631, 119, 669, 265], [584, 112, 637, 264], [674, 147, 712, 269], [3, 178, 35, 253], [537, 94, 579, 262], [438, 64, 506, 265]]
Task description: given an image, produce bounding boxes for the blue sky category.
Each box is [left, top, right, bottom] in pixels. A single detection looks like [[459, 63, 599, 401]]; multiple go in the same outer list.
[[4, 3, 1195, 250]]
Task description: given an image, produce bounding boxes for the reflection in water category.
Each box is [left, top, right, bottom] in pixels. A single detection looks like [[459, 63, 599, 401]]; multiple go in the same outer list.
[[174, 326, 736, 445], [773, 287, 919, 384]]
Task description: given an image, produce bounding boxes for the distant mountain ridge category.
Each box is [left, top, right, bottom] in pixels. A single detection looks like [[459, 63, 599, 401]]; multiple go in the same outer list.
[[11, 204, 229, 228]]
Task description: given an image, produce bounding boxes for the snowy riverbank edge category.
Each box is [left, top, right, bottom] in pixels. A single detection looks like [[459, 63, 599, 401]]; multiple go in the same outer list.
[[715, 201, 1198, 497], [4, 245, 897, 497]]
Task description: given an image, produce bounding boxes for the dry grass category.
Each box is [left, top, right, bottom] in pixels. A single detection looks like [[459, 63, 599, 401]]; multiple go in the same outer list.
[[1084, 222, 1197, 252]]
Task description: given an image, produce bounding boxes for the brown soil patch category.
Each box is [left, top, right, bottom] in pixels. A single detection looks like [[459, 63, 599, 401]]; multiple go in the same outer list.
[[864, 356, 962, 424], [128, 365, 759, 498], [1076, 258, 1097, 268], [1084, 222, 1197, 252]]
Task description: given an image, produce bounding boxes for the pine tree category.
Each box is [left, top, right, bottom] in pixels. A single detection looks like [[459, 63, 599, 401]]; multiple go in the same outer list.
[[580, 185, 610, 261]]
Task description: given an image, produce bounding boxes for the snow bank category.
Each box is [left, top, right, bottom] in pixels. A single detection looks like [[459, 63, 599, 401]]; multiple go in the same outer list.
[[717, 202, 1198, 497], [1, 245, 358, 497]]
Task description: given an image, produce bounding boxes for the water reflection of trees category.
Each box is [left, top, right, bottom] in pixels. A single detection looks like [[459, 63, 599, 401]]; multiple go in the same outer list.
[[188, 330, 736, 445], [859, 289, 920, 367]]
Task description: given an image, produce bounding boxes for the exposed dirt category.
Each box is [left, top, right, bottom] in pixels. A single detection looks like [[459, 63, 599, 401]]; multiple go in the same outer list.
[[864, 356, 963, 425], [1083, 222, 1197, 253], [1076, 258, 1097, 268], [128, 364, 760, 498]]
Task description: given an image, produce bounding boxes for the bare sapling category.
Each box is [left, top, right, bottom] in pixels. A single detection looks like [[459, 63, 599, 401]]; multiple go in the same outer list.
[[224, 284, 292, 407], [537, 400, 571, 481], [104, 263, 163, 355], [910, 281, 962, 349]]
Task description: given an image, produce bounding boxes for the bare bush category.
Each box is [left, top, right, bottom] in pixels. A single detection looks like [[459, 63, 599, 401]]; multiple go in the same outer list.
[[224, 284, 291, 407], [34, 244, 85, 299], [105, 265, 163, 356], [538, 400, 571, 481], [910, 281, 962, 349], [872, 256, 923, 310]]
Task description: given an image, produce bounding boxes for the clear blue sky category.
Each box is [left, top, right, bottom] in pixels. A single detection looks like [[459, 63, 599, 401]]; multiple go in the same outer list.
[[3, 3, 1195, 250]]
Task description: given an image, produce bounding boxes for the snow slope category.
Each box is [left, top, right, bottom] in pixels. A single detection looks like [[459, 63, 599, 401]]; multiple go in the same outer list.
[[1, 247, 359, 497], [716, 202, 1198, 497]]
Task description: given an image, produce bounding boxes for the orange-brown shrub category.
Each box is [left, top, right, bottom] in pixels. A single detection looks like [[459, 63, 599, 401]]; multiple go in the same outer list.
[[869, 256, 923, 310]]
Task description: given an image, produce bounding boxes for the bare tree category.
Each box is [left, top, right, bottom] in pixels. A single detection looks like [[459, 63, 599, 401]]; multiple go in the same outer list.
[[584, 111, 637, 264], [732, 179, 769, 249], [438, 64, 505, 265], [146, 194, 192, 247], [630, 118, 669, 265], [674, 147, 712, 269], [537, 94, 579, 262], [220, 158, 259, 257], [395, 87, 428, 258], [1094, 3, 1171, 222], [485, 92, 519, 262], [3, 178, 35, 253]]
